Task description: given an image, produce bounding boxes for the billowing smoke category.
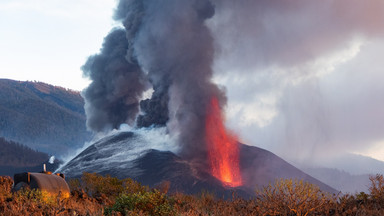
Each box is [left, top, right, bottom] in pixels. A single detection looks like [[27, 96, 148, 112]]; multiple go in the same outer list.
[[82, 28, 148, 132], [136, 82, 169, 128], [83, 0, 224, 161]]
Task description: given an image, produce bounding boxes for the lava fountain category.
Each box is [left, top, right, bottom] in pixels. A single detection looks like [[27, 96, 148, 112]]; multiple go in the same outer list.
[[205, 97, 242, 187]]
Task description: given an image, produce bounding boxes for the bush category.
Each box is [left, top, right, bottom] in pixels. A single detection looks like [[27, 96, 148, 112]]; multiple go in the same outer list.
[[81, 172, 125, 197], [105, 189, 175, 216], [256, 179, 335, 216], [369, 174, 384, 203], [0, 176, 13, 200], [14, 188, 56, 206], [69, 172, 147, 200]]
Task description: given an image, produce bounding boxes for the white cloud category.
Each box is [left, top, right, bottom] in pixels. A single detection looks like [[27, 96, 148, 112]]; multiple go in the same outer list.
[[358, 141, 384, 162]]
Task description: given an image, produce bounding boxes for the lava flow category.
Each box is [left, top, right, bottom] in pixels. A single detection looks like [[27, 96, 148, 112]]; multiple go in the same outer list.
[[205, 97, 242, 187]]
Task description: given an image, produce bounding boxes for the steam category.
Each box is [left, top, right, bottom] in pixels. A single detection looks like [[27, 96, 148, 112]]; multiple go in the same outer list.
[[49, 156, 55, 164]]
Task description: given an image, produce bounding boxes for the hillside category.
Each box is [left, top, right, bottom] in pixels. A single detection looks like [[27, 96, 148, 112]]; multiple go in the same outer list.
[[296, 153, 384, 193], [0, 137, 60, 177], [0, 137, 48, 167], [303, 167, 371, 194], [0, 79, 90, 157]]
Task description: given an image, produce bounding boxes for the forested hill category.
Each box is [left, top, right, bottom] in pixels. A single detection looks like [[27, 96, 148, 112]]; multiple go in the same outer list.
[[0, 137, 60, 177], [0, 79, 90, 157], [0, 137, 48, 167]]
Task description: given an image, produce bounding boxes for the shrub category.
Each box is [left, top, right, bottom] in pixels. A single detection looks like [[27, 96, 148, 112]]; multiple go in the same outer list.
[[69, 172, 148, 200], [0, 176, 13, 200], [81, 172, 125, 198], [122, 177, 148, 195], [68, 178, 81, 191], [14, 188, 56, 206], [105, 189, 175, 216], [369, 174, 384, 203], [256, 179, 335, 216]]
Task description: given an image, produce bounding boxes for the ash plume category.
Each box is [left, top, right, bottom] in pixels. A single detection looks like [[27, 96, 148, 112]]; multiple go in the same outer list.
[[83, 0, 224, 161], [124, 0, 224, 160]]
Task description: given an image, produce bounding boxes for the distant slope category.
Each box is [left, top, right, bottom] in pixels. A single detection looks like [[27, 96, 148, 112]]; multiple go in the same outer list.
[[293, 153, 384, 193], [0, 137, 59, 177], [303, 167, 371, 194], [239, 144, 336, 193], [322, 153, 384, 175], [0, 79, 90, 156]]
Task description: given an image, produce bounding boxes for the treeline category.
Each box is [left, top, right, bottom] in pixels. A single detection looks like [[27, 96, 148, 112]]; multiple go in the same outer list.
[[1, 173, 384, 215], [0, 137, 49, 167], [26, 80, 81, 95]]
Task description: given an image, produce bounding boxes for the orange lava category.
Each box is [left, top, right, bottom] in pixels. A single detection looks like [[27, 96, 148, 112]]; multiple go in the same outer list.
[[205, 97, 242, 187]]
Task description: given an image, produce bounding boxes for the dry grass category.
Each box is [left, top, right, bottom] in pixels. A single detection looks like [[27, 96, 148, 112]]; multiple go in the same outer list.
[[1, 173, 384, 215]]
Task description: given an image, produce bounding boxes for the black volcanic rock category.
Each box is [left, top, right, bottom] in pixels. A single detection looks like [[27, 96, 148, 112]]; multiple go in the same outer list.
[[239, 144, 336, 193], [58, 131, 247, 198], [128, 149, 247, 197], [59, 130, 337, 198]]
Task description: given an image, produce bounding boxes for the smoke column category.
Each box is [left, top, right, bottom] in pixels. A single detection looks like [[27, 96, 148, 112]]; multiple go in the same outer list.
[[83, 0, 229, 165]]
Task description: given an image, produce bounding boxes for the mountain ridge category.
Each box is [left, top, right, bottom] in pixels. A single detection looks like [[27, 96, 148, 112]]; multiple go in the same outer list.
[[0, 79, 90, 156], [0, 136, 60, 177]]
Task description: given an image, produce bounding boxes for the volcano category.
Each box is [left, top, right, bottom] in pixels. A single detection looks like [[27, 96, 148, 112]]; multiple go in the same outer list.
[[58, 130, 337, 198]]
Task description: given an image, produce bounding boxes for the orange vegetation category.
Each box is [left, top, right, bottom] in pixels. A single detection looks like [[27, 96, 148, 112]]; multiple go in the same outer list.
[[1, 173, 384, 215]]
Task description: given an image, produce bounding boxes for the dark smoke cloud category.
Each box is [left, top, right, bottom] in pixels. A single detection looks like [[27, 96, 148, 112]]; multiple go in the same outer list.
[[136, 82, 170, 128], [82, 28, 148, 132], [83, 0, 224, 162]]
